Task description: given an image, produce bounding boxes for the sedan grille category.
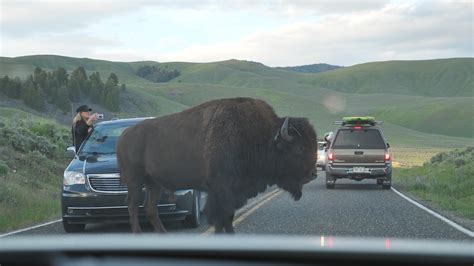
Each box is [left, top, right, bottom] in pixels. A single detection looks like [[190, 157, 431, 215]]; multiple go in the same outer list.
[[87, 174, 127, 193]]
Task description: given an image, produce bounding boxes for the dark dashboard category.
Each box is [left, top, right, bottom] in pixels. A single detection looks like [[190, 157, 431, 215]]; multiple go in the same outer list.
[[0, 235, 472, 266]]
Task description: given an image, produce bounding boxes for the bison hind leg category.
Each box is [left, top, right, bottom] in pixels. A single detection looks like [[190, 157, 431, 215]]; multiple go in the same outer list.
[[122, 167, 146, 233], [144, 181, 167, 233], [126, 181, 143, 233]]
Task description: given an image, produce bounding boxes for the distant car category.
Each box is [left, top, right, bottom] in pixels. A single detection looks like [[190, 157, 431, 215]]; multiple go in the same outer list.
[[62, 118, 206, 233], [325, 117, 392, 189], [316, 141, 326, 168]]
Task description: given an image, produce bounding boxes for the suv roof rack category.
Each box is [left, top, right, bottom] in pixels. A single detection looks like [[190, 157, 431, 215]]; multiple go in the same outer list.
[[334, 116, 383, 126]]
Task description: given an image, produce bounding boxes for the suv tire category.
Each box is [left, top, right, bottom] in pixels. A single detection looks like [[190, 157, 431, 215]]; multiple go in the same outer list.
[[62, 218, 86, 233], [183, 191, 201, 228], [382, 174, 392, 190], [326, 172, 335, 189]]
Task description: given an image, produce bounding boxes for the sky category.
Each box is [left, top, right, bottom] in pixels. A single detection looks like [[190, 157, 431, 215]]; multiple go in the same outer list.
[[0, 0, 472, 66]]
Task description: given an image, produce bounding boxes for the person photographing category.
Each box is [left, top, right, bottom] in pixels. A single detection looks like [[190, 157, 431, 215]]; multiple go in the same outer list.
[[72, 105, 98, 153]]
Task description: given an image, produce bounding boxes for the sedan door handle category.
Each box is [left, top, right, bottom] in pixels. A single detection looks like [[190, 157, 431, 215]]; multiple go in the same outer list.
[[354, 151, 364, 155]]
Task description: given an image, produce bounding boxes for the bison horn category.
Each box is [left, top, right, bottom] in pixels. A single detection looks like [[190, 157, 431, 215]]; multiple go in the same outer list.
[[280, 117, 294, 142]]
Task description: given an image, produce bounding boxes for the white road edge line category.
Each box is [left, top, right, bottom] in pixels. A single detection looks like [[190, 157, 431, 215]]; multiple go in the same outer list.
[[391, 187, 474, 238], [201, 189, 282, 235], [0, 219, 62, 238], [1, 189, 283, 238]]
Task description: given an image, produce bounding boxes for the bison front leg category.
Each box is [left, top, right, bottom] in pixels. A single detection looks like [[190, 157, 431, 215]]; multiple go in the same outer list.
[[144, 183, 167, 233], [224, 213, 235, 234], [206, 188, 235, 234], [127, 182, 143, 233]]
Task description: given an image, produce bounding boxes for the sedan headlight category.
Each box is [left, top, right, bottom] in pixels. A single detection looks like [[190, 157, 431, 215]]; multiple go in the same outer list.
[[63, 171, 85, 186]]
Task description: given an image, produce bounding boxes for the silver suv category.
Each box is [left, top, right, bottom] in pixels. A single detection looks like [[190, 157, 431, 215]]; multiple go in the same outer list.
[[325, 117, 392, 189], [316, 141, 327, 168]]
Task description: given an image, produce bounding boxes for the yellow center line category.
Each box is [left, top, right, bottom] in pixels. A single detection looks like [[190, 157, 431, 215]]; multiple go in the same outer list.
[[201, 189, 283, 235]]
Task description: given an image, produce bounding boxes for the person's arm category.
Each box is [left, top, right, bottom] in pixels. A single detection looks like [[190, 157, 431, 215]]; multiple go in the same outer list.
[[86, 113, 98, 126]]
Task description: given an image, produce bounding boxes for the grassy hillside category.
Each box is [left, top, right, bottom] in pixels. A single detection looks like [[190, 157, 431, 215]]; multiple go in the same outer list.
[[373, 97, 473, 138], [0, 107, 69, 233], [0, 55, 138, 80], [1, 55, 473, 138], [302, 58, 474, 97], [394, 147, 474, 220]]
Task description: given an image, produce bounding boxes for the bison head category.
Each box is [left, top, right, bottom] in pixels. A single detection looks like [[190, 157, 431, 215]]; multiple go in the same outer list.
[[273, 117, 317, 201]]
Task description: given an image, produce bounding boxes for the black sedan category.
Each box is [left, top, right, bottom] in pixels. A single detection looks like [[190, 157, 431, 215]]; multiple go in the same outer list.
[[62, 118, 206, 233]]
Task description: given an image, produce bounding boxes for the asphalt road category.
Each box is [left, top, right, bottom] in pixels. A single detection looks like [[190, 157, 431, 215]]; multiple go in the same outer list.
[[7, 171, 472, 240]]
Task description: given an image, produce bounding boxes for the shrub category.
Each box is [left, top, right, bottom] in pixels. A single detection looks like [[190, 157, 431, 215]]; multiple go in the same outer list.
[[30, 122, 56, 138], [0, 126, 62, 159], [0, 161, 9, 176]]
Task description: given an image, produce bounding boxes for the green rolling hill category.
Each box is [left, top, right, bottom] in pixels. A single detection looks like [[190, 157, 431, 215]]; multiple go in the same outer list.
[[0, 55, 472, 141], [301, 58, 474, 97]]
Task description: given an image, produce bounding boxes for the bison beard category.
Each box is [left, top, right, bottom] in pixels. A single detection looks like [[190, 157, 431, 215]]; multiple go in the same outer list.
[[117, 97, 317, 234]]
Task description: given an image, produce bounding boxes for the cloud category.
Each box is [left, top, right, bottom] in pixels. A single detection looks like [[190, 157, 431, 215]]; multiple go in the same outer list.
[[267, 0, 391, 16], [0, 0, 141, 36], [1, 34, 121, 58], [156, 1, 474, 66], [1, 0, 472, 65], [0, 0, 390, 36]]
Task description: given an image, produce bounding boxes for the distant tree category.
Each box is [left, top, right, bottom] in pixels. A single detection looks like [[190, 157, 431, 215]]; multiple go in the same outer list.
[[0, 75, 10, 97], [104, 73, 120, 111], [23, 77, 45, 111], [56, 85, 70, 112], [89, 72, 104, 104], [136, 65, 180, 83], [137, 65, 153, 77], [0, 75, 6, 95], [67, 77, 81, 101], [3, 67, 124, 113], [108, 73, 118, 86], [11, 77, 23, 99], [104, 88, 120, 111], [43, 74, 52, 97], [70, 67, 89, 95], [33, 67, 47, 89], [53, 67, 68, 87], [0, 75, 22, 99]]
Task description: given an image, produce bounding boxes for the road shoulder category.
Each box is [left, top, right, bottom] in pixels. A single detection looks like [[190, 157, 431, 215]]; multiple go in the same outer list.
[[393, 184, 474, 232]]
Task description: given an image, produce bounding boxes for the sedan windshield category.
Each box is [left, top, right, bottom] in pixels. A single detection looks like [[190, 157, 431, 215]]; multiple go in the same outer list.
[[79, 124, 131, 155]]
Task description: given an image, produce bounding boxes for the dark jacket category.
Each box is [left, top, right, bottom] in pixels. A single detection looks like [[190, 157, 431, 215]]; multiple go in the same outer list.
[[72, 120, 91, 152]]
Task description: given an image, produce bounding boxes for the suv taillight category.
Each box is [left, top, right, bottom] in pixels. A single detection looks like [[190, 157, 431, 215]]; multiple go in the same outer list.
[[384, 152, 391, 162], [328, 151, 334, 161]]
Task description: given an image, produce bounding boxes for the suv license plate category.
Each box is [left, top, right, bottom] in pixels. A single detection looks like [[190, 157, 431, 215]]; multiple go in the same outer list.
[[353, 167, 365, 173]]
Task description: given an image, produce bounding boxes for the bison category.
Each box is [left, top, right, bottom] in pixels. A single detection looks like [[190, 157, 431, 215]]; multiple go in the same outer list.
[[117, 97, 317, 233]]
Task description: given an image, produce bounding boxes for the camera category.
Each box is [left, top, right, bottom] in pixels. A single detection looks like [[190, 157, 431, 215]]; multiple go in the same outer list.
[[96, 114, 104, 119]]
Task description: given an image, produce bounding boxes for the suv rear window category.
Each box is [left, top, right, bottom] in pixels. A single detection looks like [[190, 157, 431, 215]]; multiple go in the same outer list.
[[332, 129, 386, 149]]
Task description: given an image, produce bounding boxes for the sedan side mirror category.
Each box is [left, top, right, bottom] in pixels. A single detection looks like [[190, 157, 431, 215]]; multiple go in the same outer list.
[[386, 143, 390, 148], [66, 146, 76, 158]]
